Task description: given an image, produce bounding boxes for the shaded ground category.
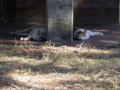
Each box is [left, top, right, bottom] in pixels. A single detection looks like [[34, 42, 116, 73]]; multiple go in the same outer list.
[[0, 23, 120, 48]]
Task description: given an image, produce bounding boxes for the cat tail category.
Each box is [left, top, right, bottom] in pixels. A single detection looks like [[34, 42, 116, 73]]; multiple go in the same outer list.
[[88, 31, 103, 36]]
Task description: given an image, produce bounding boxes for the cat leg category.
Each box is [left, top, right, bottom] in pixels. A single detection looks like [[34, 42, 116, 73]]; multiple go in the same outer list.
[[8, 28, 32, 36], [20, 36, 31, 41], [8, 30, 21, 35], [9, 26, 38, 35], [10, 31, 29, 36], [20, 26, 38, 32], [17, 26, 41, 36]]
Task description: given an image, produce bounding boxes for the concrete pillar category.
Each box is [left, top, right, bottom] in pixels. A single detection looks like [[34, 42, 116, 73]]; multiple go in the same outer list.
[[46, 0, 73, 42]]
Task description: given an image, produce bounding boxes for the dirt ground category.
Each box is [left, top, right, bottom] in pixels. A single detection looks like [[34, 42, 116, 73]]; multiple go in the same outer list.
[[0, 23, 120, 48]]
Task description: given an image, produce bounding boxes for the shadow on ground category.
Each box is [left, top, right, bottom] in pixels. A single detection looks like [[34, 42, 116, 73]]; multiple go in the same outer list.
[[0, 23, 120, 48]]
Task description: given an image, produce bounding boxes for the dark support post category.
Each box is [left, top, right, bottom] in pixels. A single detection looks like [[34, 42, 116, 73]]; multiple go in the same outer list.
[[46, 0, 73, 42], [0, 0, 4, 23], [0, 0, 2, 23], [118, 0, 120, 23]]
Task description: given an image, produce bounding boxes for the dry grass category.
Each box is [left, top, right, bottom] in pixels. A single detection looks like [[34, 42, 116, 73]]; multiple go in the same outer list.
[[0, 43, 120, 90]]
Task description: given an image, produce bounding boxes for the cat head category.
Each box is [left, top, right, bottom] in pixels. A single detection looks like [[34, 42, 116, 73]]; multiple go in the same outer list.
[[33, 29, 46, 40], [75, 30, 87, 40]]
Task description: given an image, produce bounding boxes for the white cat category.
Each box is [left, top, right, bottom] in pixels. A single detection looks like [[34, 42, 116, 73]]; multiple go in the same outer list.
[[9, 26, 103, 41], [9, 26, 46, 41], [73, 28, 103, 40]]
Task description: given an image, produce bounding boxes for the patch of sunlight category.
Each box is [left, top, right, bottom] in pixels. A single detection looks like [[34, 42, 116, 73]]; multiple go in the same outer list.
[[81, 48, 116, 54], [100, 40, 119, 44], [10, 71, 83, 89]]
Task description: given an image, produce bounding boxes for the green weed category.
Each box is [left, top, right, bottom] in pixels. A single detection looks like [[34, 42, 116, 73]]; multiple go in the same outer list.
[[115, 78, 118, 90], [27, 68, 31, 73], [14, 38, 18, 47], [108, 43, 120, 48], [105, 86, 109, 90]]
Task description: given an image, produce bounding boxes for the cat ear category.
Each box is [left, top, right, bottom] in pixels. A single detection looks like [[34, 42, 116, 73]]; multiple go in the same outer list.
[[78, 31, 83, 33], [83, 30, 87, 36], [74, 27, 80, 32], [37, 29, 41, 36], [84, 30, 87, 33], [41, 33, 46, 39], [75, 29, 82, 33]]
